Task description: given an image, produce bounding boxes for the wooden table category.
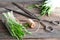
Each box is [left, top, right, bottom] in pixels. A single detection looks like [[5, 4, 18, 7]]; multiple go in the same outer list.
[[0, 2, 60, 40]]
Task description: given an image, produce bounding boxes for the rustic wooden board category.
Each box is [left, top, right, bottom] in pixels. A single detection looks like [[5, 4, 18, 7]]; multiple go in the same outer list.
[[0, 2, 60, 40], [0, 0, 43, 2]]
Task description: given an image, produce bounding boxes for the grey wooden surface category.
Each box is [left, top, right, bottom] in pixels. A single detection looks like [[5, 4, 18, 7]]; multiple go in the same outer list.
[[0, 2, 60, 40], [0, 0, 43, 2]]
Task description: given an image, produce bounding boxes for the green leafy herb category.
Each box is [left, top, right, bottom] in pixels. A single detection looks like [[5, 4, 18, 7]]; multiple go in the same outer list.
[[27, 0, 52, 16], [2, 11, 31, 40]]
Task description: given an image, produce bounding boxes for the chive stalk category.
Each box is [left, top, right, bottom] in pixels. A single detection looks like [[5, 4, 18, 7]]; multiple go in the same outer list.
[[2, 11, 31, 40]]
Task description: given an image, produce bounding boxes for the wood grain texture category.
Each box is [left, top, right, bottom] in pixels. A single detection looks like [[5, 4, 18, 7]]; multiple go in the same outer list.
[[0, 0, 43, 2], [0, 2, 60, 40]]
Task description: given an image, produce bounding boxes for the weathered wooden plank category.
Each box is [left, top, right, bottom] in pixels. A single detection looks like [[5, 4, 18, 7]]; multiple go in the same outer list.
[[0, 15, 60, 39], [0, 38, 60, 40], [0, 2, 60, 40], [0, 0, 43, 2]]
